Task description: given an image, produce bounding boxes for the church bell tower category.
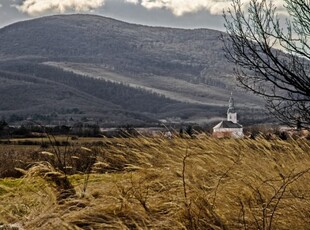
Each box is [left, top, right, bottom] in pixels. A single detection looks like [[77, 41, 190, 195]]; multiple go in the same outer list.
[[227, 94, 238, 123]]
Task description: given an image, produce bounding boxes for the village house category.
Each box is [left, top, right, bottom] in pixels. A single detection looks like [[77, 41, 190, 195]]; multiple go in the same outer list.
[[213, 94, 244, 138]]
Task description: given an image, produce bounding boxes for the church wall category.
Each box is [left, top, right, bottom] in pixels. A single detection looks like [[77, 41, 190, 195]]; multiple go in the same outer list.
[[213, 128, 244, 138]]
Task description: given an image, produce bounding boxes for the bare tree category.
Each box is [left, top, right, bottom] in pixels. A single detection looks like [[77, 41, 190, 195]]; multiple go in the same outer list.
[[223, 0, 310, 128]]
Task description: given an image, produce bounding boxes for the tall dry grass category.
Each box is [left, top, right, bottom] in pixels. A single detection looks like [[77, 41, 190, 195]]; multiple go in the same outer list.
[[0, 135, 310, 229]]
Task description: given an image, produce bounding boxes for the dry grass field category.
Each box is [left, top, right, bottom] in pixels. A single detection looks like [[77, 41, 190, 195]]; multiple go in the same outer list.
[[0, 135, 310, 229]]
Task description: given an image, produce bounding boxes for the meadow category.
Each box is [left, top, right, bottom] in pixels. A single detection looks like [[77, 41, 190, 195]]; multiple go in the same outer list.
[[0, 135, 310, 229]]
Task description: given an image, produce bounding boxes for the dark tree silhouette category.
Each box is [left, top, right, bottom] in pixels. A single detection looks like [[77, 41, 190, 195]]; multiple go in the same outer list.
[[223, 0, 310, 128]]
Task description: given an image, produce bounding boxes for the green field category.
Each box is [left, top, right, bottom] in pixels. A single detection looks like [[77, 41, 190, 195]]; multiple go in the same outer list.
[[0, 136, 310, 229]]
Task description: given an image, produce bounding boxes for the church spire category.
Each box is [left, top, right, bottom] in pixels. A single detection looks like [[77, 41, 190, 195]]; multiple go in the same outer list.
[[227, 92, 236, 114], [227, 92, 237, 123]]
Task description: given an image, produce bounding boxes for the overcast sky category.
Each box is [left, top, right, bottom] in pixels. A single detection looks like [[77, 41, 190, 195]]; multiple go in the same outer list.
[[0, 0, 286, 31]]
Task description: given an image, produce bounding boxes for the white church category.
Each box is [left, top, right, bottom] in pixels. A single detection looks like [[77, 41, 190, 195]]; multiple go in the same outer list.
[[213, 94, 244, 138]]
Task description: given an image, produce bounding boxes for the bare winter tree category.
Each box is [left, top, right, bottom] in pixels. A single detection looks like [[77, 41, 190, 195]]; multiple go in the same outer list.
[[223, 0, 310, 128]]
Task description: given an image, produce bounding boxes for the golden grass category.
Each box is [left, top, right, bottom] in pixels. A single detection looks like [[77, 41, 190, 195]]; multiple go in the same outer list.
[[0, 135, 310, 229]]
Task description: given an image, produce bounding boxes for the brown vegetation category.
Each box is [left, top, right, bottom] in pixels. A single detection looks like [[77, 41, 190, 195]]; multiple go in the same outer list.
[[0, 135, 310, 229]]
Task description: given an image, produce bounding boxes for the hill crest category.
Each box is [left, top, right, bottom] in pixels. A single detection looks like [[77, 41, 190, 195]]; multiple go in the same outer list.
[[0, 14, 266, 126]]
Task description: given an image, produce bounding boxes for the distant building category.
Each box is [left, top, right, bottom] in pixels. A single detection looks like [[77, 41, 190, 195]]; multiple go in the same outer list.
[[213, 94, 244, 138]]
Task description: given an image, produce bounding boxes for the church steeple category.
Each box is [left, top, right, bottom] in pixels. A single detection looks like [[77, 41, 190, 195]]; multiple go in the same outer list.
[[227, 94, 236, 114], [227, 93, 238, 123]]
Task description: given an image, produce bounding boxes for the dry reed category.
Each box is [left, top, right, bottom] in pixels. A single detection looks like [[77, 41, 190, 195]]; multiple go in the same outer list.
[[0, 135, 309, 229]]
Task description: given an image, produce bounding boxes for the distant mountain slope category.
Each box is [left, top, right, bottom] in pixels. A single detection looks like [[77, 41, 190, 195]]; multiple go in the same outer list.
[[0, 14, 223, 78], [0, 15, 267, 126]]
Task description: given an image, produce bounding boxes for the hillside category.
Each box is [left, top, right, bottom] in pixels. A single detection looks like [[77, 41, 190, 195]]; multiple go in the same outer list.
[[0, 14, 267, 126]]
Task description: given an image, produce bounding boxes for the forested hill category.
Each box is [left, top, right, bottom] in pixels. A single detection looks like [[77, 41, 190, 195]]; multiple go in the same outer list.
[[0, 14, 223, 77], [0, 15, 267, 126]]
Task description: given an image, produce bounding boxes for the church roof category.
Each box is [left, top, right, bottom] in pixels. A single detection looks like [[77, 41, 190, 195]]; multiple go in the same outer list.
[[213, 120, 243, 129]]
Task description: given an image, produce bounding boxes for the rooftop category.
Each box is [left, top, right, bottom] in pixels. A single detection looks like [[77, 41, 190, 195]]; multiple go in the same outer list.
[[213, 120, 243, 129]]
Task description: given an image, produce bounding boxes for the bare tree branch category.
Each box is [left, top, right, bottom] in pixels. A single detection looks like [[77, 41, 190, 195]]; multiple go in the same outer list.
[[223, 0, 310, 128]]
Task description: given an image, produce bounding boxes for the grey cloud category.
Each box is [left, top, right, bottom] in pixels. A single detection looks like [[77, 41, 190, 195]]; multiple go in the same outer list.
[[15, 0, 288, 17], [102, 0, 225, 30], [16, 0, 106, 16], [125, 0, 287, 16]]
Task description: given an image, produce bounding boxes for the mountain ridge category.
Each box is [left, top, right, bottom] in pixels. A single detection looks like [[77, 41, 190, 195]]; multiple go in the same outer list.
[[0, 14, 268, 126]]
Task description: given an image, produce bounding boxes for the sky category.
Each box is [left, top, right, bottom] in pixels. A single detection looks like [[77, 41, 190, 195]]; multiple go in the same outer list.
[[0, 0, 287, 31]]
